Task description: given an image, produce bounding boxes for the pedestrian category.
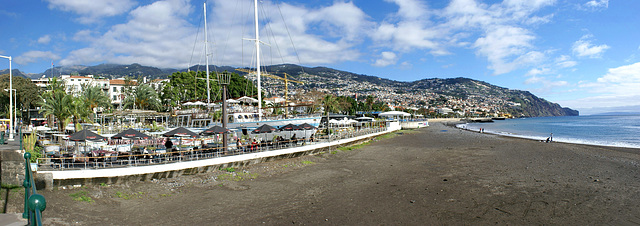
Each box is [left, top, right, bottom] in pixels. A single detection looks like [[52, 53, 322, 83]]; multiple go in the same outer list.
[[165, 138, 173, 151], [0, 123, 5, 138], [550, 133, 553, 142]]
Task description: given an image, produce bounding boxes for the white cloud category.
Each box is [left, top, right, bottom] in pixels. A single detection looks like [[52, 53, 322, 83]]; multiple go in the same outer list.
[[61, 0, 194, 67], [371, 0, 448, 55], [580, 0, 609, 11], [572, 35, 609, 58], [555, 55, 577, 68], [37, 35, 51, 44], [524, 74, 568, 94], [525, 67, 550, 77], [566, 62, 640, 109], [60, 0, 368, 68], [384, 0, 430, 21], [14, 51, 61, 65], [441, 0, 555, 75], [46, 0, 137, 24], [596, 61, 640, 83], [399, 61, 412, 70], [473, 26, 542, 74], [373, 51, 398, 67], [72, 30, 96, 42]]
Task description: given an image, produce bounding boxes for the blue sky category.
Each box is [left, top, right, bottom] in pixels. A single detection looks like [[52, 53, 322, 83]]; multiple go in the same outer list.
[[1, 0, 639, 115]]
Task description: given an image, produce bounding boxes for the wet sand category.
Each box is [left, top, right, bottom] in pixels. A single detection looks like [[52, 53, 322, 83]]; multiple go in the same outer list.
[[32, 122, 640, 225]]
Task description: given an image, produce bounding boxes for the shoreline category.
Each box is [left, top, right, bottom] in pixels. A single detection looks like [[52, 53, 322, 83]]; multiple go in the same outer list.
[[446, 120, 640, 150]]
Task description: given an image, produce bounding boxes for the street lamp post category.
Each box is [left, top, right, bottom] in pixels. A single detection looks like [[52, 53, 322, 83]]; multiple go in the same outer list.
[[0, 55, 12, 141], [217, 72, 231, 152]]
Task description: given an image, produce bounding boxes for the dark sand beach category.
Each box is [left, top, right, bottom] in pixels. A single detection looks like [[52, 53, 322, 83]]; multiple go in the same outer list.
[[16, 122, 640, 225]]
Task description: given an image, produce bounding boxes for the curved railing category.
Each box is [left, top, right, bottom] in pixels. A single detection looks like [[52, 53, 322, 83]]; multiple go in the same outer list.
[[23, 152, 46, 226]]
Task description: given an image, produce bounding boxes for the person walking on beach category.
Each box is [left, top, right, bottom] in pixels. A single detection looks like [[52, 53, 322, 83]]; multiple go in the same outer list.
[[550, 133, 553, 142]]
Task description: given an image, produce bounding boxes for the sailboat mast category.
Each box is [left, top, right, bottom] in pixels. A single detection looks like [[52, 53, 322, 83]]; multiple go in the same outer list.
[[204, 2, 211, 104], [254, 0, 262, 121]]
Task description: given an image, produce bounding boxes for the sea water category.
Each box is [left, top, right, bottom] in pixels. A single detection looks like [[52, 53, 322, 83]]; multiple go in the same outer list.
[[460, 115, 640, 149]]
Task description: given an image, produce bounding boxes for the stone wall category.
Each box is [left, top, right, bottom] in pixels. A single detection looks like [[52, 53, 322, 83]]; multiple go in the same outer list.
[[0, 150, 25, 186]]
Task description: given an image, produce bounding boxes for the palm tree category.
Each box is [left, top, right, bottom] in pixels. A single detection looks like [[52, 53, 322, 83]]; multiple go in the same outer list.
[[321, 94, 338, 134], [81, 85, 111, 121], [69, 96, 91, 131], [267, 102, 284, 116], [123, 84, 161, 111], [39, 90, 73, 132]]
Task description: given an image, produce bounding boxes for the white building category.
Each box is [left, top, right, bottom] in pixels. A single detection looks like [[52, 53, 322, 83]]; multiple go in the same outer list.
[[108, 79, 138, 107], [60, 75, 94, 95]]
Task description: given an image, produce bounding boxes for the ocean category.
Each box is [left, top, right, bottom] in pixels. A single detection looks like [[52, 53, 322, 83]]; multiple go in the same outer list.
[[459, 115, 640, 149]]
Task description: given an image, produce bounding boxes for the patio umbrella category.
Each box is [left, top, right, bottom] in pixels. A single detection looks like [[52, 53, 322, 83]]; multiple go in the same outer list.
[[69, 129, 106, 155], [252, 124, 277, 134], [201, 125, 229, 135], [279, 123, 300, 139], [163, 127, 200, 152], [112, 128, 151, 140], [69, 129, 106, 142], [279, 123, 299, 131], [112, 128, 151, 154], [298, 123, 316, 130], [252, 124, 276, 142], [298, 123, 317, 141], [163, 127, 200, 138]]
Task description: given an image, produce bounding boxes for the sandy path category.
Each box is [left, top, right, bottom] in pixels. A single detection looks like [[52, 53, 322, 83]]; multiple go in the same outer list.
[[32, 123, 640, 225]]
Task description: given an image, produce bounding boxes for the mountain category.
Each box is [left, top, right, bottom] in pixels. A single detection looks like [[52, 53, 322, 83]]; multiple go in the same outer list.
[[0, 69, 29, 78], [41, 63, 176, 79], [3, 63, 578, 116]]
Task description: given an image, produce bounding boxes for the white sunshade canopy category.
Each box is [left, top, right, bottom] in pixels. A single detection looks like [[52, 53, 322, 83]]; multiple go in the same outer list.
[[237, 96, 259, 103], [378, 111, 411, 117]]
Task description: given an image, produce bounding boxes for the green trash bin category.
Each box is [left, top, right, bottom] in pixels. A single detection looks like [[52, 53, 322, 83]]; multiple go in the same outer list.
[[0, 131, 5, 144]]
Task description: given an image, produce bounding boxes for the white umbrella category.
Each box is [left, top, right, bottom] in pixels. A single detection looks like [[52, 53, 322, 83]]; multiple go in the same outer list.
[[226, 99, 240, 104], [237, 96, 259, 103], [378, 111, 411, 117], [183, 101, 195, 106]]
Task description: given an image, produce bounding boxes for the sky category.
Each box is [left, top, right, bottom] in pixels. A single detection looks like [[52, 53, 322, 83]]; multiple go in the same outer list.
[[1, 0, 639, 115]]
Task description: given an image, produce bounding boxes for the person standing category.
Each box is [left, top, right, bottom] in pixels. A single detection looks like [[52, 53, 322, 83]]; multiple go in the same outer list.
[[0, 123, 5, 138], [550, 133, 553, 142], [165, 138, 173, 151]]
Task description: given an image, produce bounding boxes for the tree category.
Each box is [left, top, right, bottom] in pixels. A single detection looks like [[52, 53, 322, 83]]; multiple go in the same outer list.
[[80, 85, 111, 121], [226, 72, 256, 99], [124, 84, 161, 111], [365, 95, 374, 112], [38, 78, 73, 132], [69, 96, 91, 131], [322, 95, 339, 115], [0, 74, 41, 121]]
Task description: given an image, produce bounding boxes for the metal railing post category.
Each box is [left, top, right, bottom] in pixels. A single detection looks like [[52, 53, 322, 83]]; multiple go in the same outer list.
[[22, 152, 46, 225], [22, 153, 31, 219]]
